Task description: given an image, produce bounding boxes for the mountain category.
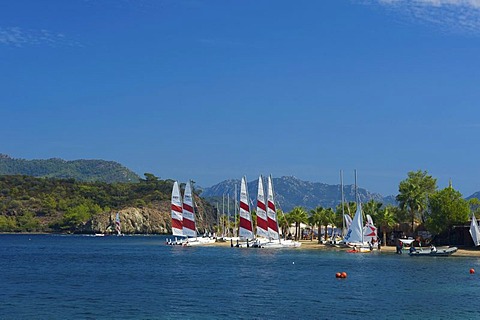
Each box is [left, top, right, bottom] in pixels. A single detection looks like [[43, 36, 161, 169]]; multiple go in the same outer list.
[[201, 176, 396, 212], [0, 154, 140, 183]]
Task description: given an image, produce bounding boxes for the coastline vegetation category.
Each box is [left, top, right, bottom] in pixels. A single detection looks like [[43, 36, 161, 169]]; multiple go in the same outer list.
[[0, 169, 477, 245]]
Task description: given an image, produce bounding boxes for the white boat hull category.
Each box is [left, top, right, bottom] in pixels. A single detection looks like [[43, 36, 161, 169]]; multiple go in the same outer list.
[[254, 239, 301, 249]]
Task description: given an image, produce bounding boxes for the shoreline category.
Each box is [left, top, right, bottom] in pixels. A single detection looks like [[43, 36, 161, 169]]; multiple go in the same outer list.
[[214, 239, 480, 257], [4, 233, 480, 257]]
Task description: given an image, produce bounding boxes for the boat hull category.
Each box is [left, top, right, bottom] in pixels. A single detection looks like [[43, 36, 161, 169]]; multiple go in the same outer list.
[[409, 247, 458, 256]]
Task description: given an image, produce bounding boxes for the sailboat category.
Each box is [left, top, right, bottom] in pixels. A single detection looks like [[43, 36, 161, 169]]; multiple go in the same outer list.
[[343, 201, 372, 252], [254, 175, 269, 246], [260, 175, 301, 248], [166, 181, 186, 245], [235, 176, 254, 247], [181, 181, 216, 246], [363, 214, 378, 248], [470, 213, 480, 246], [115, 212, 123, 236]]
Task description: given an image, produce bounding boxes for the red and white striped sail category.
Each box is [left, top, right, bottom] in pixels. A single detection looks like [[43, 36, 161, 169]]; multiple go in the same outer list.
[[182, 181, 197, 238], [238, 176, 254, 240], [256, 175, 269, 238], [171, 181, 183, 237], [266, 175, 280, 241]]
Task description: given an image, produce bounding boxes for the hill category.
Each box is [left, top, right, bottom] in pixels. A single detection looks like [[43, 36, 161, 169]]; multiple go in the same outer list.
[[201, 176, 396, 212], [0, 154, 140, 183], [0, 174, 215, 234]]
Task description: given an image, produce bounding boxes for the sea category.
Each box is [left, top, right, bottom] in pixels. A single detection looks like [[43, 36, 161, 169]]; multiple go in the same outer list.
[[1, 234, 480, 320]]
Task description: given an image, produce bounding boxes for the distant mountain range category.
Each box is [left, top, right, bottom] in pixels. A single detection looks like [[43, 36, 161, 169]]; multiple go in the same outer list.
[[201, 176, 397, 212], [0, 154, 140, 183]]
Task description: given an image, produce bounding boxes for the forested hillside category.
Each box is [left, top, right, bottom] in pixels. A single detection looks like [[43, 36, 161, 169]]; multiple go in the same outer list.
[[0, 154, 140, 183], [0, 174, 215, 233]]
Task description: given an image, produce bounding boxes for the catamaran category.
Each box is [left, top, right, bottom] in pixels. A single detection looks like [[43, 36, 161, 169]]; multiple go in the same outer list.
[[343, 201, 372, 252], [254, 175, 269, 246], [234, 176, 255, 247], [166, 181, 186, 245], [255, 175, 301, 248], [180, 181, 216, 246]]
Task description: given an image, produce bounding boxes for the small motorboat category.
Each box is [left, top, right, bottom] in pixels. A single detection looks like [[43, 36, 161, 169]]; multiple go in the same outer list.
[[408, 246, 458, 257]]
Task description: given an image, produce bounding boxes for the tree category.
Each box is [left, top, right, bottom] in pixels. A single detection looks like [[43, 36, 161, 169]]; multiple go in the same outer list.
[[309, 207, 323, 242], [468, 198, 480, 218], [363, 199, 383, 222], [375, 205, 397, 245], [396, 170, 437, 234], [289, 207, 308, 240], [425, 186, 470, 237], [310, 206, 336, 243]]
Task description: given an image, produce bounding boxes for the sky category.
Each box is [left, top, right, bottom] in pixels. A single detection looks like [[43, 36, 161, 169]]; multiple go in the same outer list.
[[1, 0, 480, 197]]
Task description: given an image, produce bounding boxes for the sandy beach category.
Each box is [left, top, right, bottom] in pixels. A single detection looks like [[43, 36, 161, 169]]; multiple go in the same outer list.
[[213, 239, 480, 257]]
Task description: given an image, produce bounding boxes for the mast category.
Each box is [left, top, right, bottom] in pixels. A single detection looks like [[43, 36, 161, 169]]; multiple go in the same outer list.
[[171, 181, 183, 237], [256, 175, 268, 238], [235, 182, 238, 237], [216, 202, 219, 237], [227, 193, 230, 237], [182, 180, 197, 239], [266, 175, 280, 243], [239, 176, 254, 240], [354, 169, 364, 244], [341, 170, 345, 236], [354, 169, 358, 203], [222, 193, 225, 237]]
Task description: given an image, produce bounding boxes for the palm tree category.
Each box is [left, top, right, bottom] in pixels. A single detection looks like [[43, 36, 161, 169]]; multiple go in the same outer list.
[[310, 206, 336, 243], [289, 207, 308, 241], [278, 209, 291, 239], [363, 199, 383, 222], [396, 170, 437, 235], [310, 207, 324, 243], [323, 208, 336, 242], [396, 181, 423, 234], [375, 205, 397, 246]]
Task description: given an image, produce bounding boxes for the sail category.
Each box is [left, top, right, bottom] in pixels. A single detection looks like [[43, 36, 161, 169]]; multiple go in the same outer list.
[[171, 181, 183, 237], [266, 175, 280, 241], [470, 213, 480, 246], [115, 212, 122, 235], [363, 214, 377, 244], [182, 181, 197, 238], [256, 175, 269, 238], [343, 202, 364, 244], [343, 214, 352, 230], [238, 176, 254, 240]]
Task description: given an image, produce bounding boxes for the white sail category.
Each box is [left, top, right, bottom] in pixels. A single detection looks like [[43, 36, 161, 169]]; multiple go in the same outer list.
[[470, 213, 480, 246], [182, 181, 197, 238], [343, 202, 364, 244], [238, 176, 254, 240], [256, 175, 269, 239], [343, 214, 352, 231], [363, 214, 377, 244], [171, 181, 183, 237], [266, 175, 280, 241], [115, 212, 122, 236]]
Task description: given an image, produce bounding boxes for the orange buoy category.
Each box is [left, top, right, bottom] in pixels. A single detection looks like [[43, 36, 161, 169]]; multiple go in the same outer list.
[[341, 272, 347, 278], [470, 268, 475, 274], [335, 272, 341, 278]]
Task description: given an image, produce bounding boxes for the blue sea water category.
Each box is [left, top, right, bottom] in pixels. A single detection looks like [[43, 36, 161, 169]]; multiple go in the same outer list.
[[1, 235, 480, 320]]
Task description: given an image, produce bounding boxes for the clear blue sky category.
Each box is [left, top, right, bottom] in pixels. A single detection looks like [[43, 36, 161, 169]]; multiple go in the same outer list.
[[1, 0, 480, 197]]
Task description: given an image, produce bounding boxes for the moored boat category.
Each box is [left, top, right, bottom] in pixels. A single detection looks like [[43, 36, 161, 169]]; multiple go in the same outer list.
[[408, 246, 458, 256]]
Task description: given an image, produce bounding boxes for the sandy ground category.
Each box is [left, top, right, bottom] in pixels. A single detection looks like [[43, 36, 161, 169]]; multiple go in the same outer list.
[[211, 239, 480, 257]]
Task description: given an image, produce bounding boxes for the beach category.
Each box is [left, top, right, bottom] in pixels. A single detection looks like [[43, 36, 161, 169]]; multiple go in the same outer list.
[[213, 239, 480, 257]]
